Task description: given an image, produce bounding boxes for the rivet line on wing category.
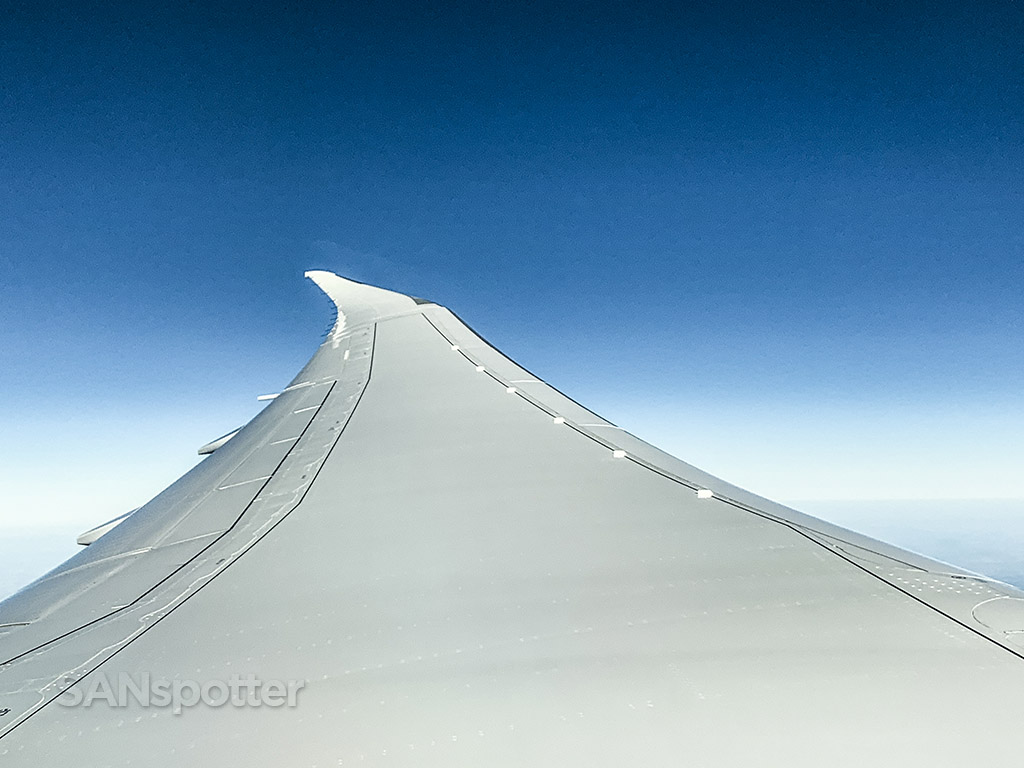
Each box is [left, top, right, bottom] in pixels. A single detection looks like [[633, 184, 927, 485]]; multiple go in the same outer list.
[[422, 313, 653, 466], [415, 310, 1024, 664]]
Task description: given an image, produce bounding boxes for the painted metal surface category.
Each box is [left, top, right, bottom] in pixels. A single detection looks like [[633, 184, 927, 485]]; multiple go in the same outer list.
[[1, 273, 1022, 765]]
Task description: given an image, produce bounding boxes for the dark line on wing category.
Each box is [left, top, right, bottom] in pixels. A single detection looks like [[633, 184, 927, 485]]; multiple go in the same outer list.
[[421, 309, 1024, 665], [0, 325, 378, 737], [1, 383, 336, 666], [424, 310, 621, 428]]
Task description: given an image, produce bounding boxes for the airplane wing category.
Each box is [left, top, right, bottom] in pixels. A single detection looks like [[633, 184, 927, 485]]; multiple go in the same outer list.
[[2, 271, 1023, 765]]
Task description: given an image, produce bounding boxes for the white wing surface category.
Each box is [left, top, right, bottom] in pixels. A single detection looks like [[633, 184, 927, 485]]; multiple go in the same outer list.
[[1, 272, 1022, 765]]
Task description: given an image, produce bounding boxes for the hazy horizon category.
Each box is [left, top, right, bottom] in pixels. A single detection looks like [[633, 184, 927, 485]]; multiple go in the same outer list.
[[4, 497, 1022, 603], [2, 4, 1022, 599]]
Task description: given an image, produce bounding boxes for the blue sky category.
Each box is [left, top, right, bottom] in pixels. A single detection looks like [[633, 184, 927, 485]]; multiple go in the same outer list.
[[1, 1, 1023, 542]]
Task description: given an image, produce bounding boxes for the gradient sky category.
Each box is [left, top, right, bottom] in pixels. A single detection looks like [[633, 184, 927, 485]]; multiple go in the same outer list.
[[2, 1, 1023, 536]]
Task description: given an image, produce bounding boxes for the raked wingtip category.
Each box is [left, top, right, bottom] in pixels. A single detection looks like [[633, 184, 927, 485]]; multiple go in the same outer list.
[[303, 269, 423, 332]]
